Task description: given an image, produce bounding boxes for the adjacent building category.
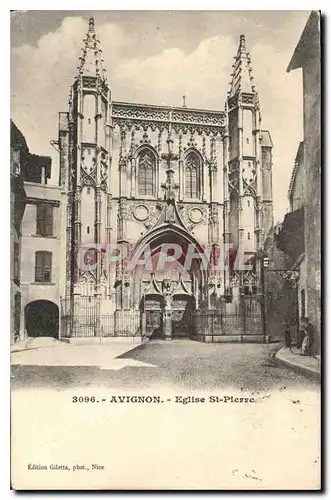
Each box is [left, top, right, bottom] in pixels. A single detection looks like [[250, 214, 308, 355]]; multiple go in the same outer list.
[[273, 142, 305, 344], [10, 121, 62, 341], [286, 10, 321, 354], [269, 11, 321, 351], [20, 178, 62, 339], [10, 121, 27, 344]]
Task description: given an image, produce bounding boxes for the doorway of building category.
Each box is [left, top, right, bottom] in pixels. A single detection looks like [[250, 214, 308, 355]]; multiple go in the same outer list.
[[143, 295, 164, 339], [172, 295, 194, 338], [25, 300, 59, 338]]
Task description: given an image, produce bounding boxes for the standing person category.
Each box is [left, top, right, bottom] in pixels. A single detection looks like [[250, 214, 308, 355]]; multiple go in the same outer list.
[[297, 317, 305, 348], [284, 321, 292, 351], [300, 317, 315, 356]]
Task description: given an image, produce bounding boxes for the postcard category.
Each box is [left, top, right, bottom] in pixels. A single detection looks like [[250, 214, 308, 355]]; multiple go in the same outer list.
[[10, 10, 321, 490]]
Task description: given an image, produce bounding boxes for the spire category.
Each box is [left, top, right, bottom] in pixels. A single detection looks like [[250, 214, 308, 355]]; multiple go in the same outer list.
[[228, 34, 255, 98], [77, 16, 106, 80]]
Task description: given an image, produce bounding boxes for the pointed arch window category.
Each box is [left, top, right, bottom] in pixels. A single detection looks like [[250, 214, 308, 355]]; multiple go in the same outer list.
[[185, 152, 200, 199], [138, 149, 155, 196]]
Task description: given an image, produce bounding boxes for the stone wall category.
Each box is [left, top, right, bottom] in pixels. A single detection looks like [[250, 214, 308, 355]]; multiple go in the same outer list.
[[303, 51, 321, 354]]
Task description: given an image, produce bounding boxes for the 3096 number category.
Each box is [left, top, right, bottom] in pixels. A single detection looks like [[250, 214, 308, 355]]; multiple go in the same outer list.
[[72, 396, 96, 403]]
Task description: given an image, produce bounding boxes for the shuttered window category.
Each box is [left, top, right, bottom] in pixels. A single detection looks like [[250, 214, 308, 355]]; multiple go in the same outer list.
[[36, 204, 53, 237], [13, 242, 20, 282], [35, 251, 52, 282]]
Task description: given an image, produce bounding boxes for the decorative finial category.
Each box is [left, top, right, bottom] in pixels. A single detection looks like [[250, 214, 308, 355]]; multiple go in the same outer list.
[[239, 34, 246, 51], [182, 95, 187, 108], [88, 16, 95, 34], [76, 15, 107, 80]]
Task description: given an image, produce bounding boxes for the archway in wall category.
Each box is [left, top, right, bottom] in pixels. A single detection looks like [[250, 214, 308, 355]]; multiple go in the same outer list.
[[130, 226, 207, 310], [25, 300, 59, 338], [130, 226, 207, 339]]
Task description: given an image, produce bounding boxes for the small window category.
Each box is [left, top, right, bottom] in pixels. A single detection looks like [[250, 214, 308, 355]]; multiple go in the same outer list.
[[247, 232, 250, 240], [247, 200, 250, 207], [36, 204, 53, 237], [35, 251, 52, 283], [87, 187, 91, 194], [87, 226, 90, 234], [88, 118, 91, 125], [246, 138, 250, 144]]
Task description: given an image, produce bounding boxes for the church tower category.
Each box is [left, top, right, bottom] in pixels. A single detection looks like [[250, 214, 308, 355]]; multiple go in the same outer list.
[[59, 17, 112, 336], [225, 34, 273, 267]]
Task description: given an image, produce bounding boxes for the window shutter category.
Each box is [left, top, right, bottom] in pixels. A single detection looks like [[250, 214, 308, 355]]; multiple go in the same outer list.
[[36, 204, 45, 235], [35, 251, 43, 281], [45, 205, 53, 236], [13, 242, 20, 281], [36, 204, 53, 236], [35, 251, 52, 282], [43, 252, 52, 282]]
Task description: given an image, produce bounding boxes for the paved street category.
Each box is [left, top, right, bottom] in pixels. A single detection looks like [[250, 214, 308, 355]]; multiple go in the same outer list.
[[11, 339, 319, 391]]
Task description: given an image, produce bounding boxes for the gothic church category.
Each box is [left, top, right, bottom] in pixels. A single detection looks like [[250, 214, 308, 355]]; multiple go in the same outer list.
[[58, 17, 273, 342]]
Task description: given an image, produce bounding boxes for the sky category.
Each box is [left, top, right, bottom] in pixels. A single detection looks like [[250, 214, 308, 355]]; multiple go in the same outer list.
[[11, 10, 309, 223]]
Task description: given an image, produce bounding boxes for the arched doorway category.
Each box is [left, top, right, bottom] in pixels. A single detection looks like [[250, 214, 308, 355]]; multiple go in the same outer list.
[[131, 226, 206, 307], [25, 300, 59, 338], [131, 225, 205, 339]]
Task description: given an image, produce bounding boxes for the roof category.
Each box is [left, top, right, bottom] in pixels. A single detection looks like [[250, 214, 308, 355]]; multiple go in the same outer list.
[[288, 141, 304, 200], [10, 121, 52, 182], [11, 120, 28, 152], [261, 130, 273, 148], [287, 11, 320, 72]]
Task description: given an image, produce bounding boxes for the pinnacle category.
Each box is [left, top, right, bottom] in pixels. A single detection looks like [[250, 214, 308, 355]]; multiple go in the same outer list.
[[88, 16, 95, 34], [77, 16, 106, 80], [239, 34, 246, 52], [228, 34, 255, 99]]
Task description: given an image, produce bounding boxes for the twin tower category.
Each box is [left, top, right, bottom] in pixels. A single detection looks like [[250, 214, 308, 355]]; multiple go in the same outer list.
[[58, 17, 273, 339]]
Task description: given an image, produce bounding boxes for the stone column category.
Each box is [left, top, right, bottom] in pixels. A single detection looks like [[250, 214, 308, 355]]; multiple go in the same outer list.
[[163, 309, 172, 341], [222, 130, 230, 295], [163, 290, 173, 340]]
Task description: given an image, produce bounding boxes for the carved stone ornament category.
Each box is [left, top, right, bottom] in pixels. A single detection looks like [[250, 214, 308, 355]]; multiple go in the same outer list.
[[133, 204, 150, 222], [111, 101, 225, 137], [189, 207, 204, 224]]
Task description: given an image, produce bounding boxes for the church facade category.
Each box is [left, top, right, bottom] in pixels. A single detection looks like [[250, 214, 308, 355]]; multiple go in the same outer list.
[[58, 18, 273, 342]]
